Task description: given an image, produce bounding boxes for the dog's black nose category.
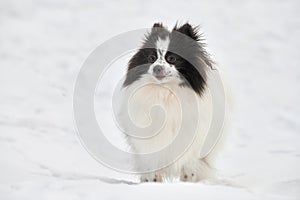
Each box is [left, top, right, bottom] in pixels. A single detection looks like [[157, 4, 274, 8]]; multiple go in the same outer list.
[[153, 65, 163, 74]]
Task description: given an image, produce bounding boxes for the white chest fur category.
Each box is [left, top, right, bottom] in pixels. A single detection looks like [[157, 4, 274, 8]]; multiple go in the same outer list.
[[119, 75, 214, 181]]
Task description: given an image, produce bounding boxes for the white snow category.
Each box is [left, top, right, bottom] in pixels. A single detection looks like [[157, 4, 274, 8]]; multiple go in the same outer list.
[[1, 0, 300, 199]]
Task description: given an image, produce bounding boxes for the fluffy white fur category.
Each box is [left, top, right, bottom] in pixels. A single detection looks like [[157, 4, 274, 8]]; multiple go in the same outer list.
[[120, 35, 227, 182]]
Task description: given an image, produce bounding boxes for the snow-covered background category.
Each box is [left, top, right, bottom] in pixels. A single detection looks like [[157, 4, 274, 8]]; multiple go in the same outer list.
[[1, 0, 300, 199]]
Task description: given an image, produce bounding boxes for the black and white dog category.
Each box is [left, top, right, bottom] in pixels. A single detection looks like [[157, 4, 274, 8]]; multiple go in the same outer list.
[[120, 23, 227, 182]]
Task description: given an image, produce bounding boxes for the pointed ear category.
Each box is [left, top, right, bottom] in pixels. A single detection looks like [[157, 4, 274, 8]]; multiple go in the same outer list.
[[151, 22, 164, 32], [152, 22, 164, 28], [173, 23, 199, 40]]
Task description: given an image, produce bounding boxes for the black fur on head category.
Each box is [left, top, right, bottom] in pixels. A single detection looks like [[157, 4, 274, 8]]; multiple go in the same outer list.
[[123, 22, 214, 96]]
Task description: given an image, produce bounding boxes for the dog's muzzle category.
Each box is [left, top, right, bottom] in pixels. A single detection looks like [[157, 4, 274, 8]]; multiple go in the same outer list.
[[153, 65, 166, 80]]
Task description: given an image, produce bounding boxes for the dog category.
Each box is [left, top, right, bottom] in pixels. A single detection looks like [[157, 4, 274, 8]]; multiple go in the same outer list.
[[119, 22, 227, 182]]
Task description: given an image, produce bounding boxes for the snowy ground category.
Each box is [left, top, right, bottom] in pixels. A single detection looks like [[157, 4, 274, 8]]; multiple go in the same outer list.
[[1, 0, 300, 199]]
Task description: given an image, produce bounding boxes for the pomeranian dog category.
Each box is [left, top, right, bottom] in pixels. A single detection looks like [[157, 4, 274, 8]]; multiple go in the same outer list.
[[120, 22, 227, 182]]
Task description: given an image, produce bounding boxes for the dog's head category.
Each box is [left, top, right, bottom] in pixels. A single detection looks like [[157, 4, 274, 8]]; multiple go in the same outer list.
[[123, 23, 213, 96]]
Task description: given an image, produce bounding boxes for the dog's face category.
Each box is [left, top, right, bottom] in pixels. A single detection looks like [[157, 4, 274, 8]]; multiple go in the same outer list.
[[123, 23, 213, 96]]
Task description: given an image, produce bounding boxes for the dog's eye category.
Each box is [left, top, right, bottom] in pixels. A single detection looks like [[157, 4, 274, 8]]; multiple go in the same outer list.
[[166, 55, 176, 64], [148, 55, 157, 63]]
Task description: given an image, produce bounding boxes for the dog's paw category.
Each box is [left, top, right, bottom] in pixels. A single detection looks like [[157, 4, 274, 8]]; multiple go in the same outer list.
[[140, 173, 162, 183], [180, 160, 213, 182], [180, 169, 199, 182]]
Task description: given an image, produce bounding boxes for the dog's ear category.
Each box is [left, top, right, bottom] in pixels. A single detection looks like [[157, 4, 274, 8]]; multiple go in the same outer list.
[[151, 22, 164, 32], [173, 23, 199, 41], [152, 22, 164, 28]]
